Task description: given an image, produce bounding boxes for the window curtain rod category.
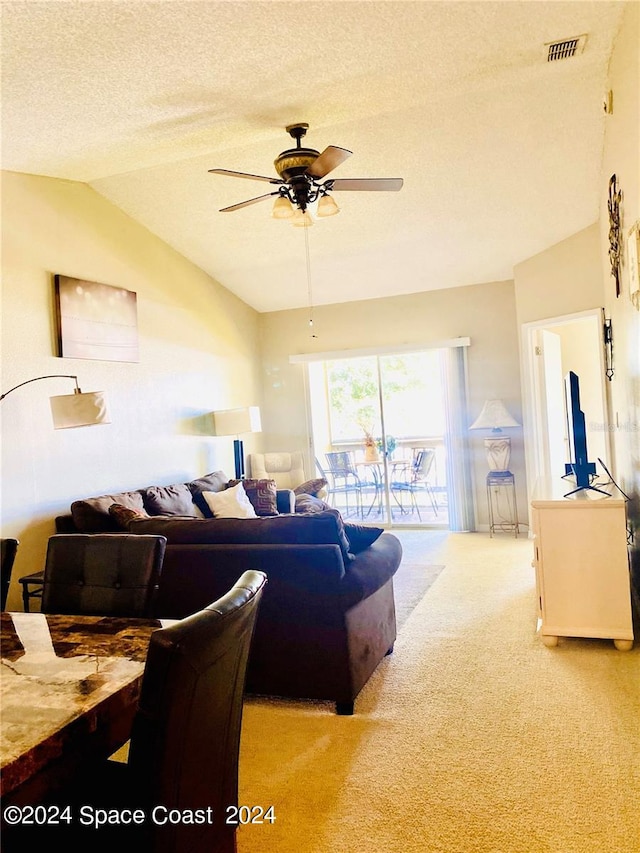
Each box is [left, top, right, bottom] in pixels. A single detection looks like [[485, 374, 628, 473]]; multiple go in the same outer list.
[[289, 337, 471, 364]]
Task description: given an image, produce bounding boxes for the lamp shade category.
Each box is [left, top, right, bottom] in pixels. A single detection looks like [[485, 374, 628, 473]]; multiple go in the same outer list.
[[291, 209, 314, 228], [50, 391, 111, 429], [272, 196, 294, 219], [469, 400, 520, 431], [317, 194, 340, 217], [0, 374, 111, 429], [212, 406, 262, 437]]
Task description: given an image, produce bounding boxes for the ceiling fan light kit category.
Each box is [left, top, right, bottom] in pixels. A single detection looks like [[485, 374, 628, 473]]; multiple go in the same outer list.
[[292, 209, 314, 228], [272, 196, 295, 219], [317, 194, 340, 217], [209, 122, 403, 222]]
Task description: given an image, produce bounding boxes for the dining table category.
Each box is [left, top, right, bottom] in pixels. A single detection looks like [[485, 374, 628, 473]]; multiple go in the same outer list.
[[0, 610, 172, 807]]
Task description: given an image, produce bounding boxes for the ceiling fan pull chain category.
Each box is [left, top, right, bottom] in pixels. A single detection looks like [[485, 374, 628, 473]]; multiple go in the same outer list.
[[304, 225, 316, 338]]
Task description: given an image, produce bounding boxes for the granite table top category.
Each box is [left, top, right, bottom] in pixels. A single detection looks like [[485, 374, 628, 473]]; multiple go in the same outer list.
[[0, 611, 170, 799]]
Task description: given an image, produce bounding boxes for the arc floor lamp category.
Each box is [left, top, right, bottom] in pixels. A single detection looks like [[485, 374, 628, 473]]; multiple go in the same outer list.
[[0, 374, 111, 428]]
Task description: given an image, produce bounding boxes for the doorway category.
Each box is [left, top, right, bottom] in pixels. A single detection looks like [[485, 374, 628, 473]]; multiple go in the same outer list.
[[521, 308, 611, 501]]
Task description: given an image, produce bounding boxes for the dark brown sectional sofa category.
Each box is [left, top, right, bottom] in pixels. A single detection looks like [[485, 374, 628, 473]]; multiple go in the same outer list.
[[55, 471, 403, 714]]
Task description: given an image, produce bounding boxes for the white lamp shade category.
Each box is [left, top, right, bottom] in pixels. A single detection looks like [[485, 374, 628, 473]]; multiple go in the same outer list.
[[213, 406, 262, 437], [50, 391, 111, 429], [470, 399, 520, 431]]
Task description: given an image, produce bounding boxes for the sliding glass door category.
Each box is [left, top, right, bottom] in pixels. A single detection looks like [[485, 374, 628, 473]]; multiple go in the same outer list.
[[308, 349, 453, 527]]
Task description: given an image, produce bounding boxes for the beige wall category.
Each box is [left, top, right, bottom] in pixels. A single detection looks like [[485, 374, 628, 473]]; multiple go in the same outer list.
[[599, 1, 640, 500], [0, 171, 261, 609], [258, 280, 525, 530], [514, 223, 604, 327], [599, 1, 640, 590]]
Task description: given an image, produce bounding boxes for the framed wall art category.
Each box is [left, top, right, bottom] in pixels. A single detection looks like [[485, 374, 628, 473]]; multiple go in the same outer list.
[[54, 275, 139, 362]]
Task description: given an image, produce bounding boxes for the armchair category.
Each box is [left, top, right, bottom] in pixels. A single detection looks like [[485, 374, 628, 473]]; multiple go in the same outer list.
[[249, 451, 306, 490]]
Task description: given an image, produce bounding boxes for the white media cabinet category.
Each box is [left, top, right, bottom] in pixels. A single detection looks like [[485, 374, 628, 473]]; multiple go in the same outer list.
[[531, 478, 634, 651]]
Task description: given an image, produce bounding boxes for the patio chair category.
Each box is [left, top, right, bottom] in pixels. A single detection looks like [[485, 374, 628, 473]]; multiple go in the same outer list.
[[322, 451, 364, 518], [390, 448, 438, 521]]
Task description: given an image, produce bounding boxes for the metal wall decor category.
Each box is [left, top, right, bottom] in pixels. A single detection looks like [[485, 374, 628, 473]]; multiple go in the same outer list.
[[608, 174, 623, 297], [603, 317, 614, 381]]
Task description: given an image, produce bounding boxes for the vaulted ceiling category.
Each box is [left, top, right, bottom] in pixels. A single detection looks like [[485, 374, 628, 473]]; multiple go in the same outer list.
[[1, 1, 626, 311]]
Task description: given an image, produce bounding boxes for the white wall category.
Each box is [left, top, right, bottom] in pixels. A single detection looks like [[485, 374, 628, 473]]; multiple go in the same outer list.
[[258, 280, 525, 530], [0, 171, 262, 609]]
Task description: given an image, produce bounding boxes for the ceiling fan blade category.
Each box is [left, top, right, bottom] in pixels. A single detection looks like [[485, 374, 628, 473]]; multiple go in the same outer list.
[[305, 146, 352, 179], [219, 192, 280, 212], [209, 168, 281, 185], [329, 178, 404, 192]]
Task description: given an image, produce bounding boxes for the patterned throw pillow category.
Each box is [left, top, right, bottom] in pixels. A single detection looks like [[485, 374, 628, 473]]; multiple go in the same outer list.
[[294, 478, 328, 497], [202, 483, 258, 519], [108, 503, 149, 529], [227, 479, 278, 516]]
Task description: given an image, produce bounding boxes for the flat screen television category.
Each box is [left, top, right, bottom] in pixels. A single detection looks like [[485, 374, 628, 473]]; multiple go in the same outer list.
[[564, 370, 596, 489]]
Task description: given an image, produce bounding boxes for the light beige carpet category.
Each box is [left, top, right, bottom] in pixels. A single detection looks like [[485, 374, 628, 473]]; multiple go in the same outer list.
[[237, 531, 640, 853]]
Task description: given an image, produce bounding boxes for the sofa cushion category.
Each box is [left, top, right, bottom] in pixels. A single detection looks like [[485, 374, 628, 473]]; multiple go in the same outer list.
[[109, 503, 149, 529], [126, 510, 353, 563], [141, 483, 198, 517], [228, 478, 278, 516], [71, 490, 146, 533], [202, 483, 258, 519], [294, 493, 330, 514], [343, 522, 384, 553], [186, 470, 228, 515]]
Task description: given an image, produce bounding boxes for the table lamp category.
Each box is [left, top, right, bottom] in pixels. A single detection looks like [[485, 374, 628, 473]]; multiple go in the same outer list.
[[469, 399, 519, 472]]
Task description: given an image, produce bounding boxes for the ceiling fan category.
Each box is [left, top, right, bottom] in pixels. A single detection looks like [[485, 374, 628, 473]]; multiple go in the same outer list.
[[208, 123, 403, 221]]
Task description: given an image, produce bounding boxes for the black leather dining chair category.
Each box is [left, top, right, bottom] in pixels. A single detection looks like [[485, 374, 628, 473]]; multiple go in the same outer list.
[[123, 569, 267, 853], [1, 537, 19, 610], [22, 570, 267, 853], [41, 533, 167, 618]]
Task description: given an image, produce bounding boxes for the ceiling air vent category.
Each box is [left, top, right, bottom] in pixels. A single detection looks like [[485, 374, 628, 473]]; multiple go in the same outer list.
[[546, 34, 587, 62]]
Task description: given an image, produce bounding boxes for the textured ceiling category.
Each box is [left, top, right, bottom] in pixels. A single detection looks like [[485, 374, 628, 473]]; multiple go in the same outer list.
[[0, 1, 626, 312]]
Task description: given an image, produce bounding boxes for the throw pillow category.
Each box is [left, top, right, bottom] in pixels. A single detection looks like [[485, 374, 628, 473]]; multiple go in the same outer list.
[[202, 482, 257, 519], [294, 477, 328, 497], [186, 470, 228, 515], [71, 490, 146, 532], [227, 478, 278, 516], [343, 522, 384, 553], [109, 503, 149, 529], [141, 483, 198, 516]]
